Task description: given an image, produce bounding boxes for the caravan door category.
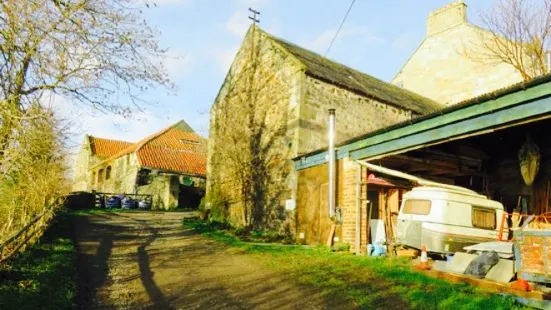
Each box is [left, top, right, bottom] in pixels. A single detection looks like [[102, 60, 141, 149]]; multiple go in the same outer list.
[[396, 199, 431, 250]]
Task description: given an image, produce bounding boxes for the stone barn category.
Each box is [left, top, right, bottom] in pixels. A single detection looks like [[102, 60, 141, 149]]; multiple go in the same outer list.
[[73, 120, 207, 209], [207, 25, 442, 227]]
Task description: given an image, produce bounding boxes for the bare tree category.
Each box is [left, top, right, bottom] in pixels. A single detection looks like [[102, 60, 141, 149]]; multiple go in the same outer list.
[[0, 0, 172, 242], [467, 0, 551, 80], [0, 0, 173, 157], [208, 28, 292, 230]]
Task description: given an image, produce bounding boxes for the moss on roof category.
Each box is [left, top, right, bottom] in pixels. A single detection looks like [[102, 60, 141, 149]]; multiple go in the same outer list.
[[263, 29, 444, 115]]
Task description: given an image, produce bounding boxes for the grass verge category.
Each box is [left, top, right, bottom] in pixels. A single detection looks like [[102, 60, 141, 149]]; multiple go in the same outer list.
[[184, 219, 527, 310], [0, 210, 76, 310]]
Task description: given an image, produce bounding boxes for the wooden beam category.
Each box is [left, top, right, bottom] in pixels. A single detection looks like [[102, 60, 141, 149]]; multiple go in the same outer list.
[[421, 269, 551, 301], [295, 81, 551, 170], [351, 98, 551, 160]]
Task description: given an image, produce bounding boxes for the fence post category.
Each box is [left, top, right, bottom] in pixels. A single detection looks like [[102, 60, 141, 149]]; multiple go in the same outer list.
[[498, 212, 507, 241]]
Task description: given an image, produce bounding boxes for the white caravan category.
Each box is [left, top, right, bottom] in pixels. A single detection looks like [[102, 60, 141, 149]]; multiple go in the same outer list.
[[396, 186, 509, 254]]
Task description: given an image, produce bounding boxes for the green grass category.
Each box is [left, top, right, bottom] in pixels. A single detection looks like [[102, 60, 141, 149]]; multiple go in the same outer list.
[[0, 210, 76, 310], [184, 219, 527, 310]]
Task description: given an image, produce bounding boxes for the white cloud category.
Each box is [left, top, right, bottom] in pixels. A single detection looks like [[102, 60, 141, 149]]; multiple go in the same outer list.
[[162, 50, 195, 80], [226, 11, 251, 38], [306, 25, 384, 54], [41, 92, 186, 171], [213, 45, 239, 74]]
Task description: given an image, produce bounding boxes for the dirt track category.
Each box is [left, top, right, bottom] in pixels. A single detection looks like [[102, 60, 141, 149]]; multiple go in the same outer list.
[[73, 212, 352, 310]]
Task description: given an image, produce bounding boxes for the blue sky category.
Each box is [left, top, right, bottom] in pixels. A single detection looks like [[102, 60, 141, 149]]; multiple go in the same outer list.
[[64, 0, 497, 152]]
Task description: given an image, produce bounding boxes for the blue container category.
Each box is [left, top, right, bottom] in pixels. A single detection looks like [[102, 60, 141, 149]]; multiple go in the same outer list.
[[122, 197, 135, 209], [138, 200, 151, 210], [372, 245, 386, 257], [366, 244, 373, 256], [105, 196, 121, 209]]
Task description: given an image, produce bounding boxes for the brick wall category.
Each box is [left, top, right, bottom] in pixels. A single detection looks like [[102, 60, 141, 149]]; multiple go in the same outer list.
[[339, 158, 370, 253]]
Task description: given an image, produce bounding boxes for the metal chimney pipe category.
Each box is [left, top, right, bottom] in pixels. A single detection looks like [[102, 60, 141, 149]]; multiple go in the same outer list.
[[328, 109, 336, 219]]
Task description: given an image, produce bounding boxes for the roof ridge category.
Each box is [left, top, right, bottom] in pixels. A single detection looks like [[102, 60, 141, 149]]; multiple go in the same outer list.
[[259, 27, 443, 113], [90, 120, 197, 170], [88, 135, 133, 145]]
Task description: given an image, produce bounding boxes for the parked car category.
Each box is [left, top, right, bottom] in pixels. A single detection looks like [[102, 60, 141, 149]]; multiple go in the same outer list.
[[121, 197, 136, 209], [395, 186, 509, 254], [138, 199, 151, 210], [105, 196, 121, 209]]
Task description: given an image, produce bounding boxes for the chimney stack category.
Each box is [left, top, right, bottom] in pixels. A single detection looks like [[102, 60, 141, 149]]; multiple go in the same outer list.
[[426, 1, 467, 37]]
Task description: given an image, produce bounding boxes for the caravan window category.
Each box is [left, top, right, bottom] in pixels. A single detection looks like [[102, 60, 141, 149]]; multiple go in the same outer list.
[[403, 200, 431, 215], [472, 207, 496, 229]]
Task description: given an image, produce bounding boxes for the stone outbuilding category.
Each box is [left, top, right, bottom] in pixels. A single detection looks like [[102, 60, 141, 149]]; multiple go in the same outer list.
[[72, 120, 207, 209], [208, 25, 442, 226], [392, 1, 524, 105], [72, 136, 132, 192]]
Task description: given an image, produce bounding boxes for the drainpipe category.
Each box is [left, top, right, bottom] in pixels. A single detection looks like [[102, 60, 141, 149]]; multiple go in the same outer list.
[[328, 109, 336, 219]]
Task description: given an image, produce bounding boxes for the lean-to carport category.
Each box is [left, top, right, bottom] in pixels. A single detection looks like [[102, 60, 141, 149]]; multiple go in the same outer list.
[[294, 74, 551, 254]]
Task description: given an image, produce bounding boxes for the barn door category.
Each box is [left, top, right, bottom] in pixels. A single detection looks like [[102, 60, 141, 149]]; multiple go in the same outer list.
[[318, 183, 328, 244]]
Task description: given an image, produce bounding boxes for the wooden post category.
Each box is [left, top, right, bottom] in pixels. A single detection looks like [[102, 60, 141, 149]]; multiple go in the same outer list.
[[498, 212, 507, 241], [355, 164, 362, 255], [365, 169, 371, 248]]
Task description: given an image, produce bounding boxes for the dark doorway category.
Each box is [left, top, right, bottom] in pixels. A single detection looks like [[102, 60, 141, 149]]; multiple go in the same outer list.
[[367, 191, 380, 219], [178, 185, 203, 209]]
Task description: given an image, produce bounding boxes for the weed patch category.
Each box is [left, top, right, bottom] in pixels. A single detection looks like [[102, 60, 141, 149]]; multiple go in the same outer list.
[[0, 210, 76, 310], [184, 218, 294, 244]]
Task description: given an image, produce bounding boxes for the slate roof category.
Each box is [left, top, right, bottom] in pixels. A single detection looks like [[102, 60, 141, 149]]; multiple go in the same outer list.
[[91, 120, 207, 177], [88, 136, 133, 159], [263, 29, 444, 115]]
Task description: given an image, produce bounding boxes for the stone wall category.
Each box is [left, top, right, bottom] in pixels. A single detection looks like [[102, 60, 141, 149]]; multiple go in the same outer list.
[[393, 2, 523, 105], [426, 1, 467, 37], [207, 26, 303, 227], [72, 137, 104, 192], [91, 153, 139, 195], [137, 172, 171, 209], [72, 141, 92, 192], [298, 77, 414, 154]]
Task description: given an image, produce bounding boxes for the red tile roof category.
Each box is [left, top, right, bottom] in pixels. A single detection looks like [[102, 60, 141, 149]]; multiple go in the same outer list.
[[88, 136, 133, 159], [137, 128, 206, 176], [91, 121, 207, 177]]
